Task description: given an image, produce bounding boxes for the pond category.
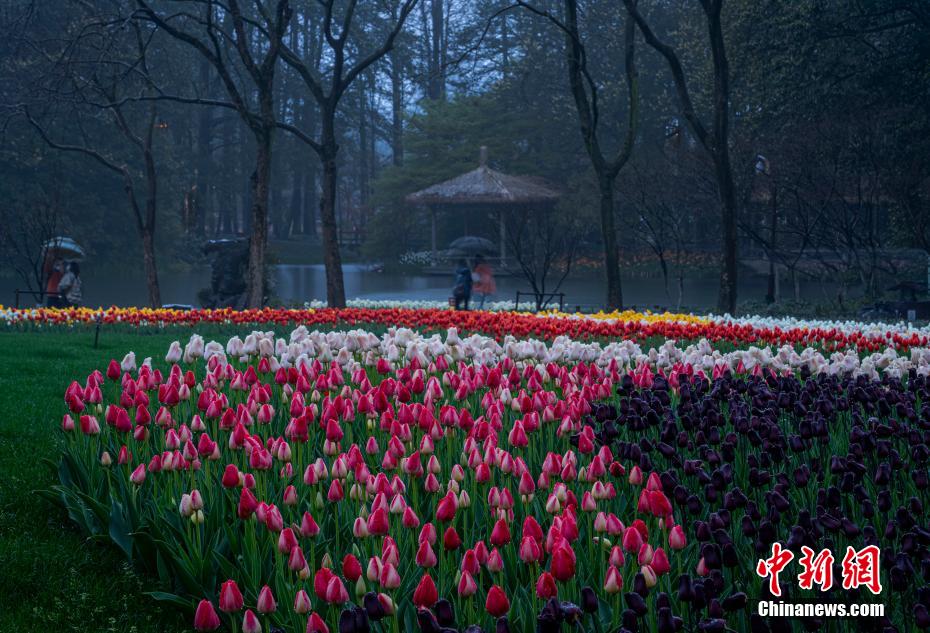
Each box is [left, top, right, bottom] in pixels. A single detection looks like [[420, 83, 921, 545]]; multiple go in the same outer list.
[[2, 264, 848, 311]]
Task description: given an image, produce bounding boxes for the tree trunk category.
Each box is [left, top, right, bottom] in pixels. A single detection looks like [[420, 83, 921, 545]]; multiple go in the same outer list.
[[428, 0, 444, 100], [715, 155, 739, 314], [319, 121, 346, 307], [599, 176, 623, 310], [765, 185, 777, 304], [194, 59, 212, 237], [707, 1, 738, 315], [141, 229, 161, 307], [390, 49, 404, 166], [245, 130, 272, 308]]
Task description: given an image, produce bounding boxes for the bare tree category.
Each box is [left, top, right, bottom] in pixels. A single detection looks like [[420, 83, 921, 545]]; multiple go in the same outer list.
[[624, 0, 739, 314], [516, 0, 638, 311], [505, 204, 580, 311], [18, 7, 164, 306], [135, 0, 292, 308], [620, 157, 696, 309], [0, 198, 62, 303], [279, 0, 418, 308]]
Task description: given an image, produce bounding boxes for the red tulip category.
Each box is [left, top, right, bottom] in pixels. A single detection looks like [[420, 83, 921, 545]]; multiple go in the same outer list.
[[342, 554, 362, 582], [485, 585, 510, 617], [652, 547, 671, 575], [442, 526, 462, 551], [222, 463, 241, 488], [367, 507, 390, 535], [536, 571, 558, 598], [219, 579, 244, 613], [551, 544, 576, 581], [193, 600, 221, 631], [622, 526, 644, 552], [324, 575, 349, 604], [461, 549, 480, 576], [412, 573, 438, 608], [238, 488, 258, 519], [314, 568, 334, 600], [306, 612, 329, 633], [490, 518, 511, 547], [402, 506, 420, 528], [436, 491, 457, 522]]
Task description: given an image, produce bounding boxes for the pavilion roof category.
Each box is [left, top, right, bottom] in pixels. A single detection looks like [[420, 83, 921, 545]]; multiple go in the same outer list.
[[406, 152, 560, 206]]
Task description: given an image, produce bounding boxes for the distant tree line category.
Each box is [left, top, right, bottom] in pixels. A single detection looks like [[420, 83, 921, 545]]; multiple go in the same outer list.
[[0, 0, 927, 312]]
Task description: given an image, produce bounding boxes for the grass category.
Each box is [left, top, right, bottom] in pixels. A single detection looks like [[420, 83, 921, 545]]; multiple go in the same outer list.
[[0, 326, 257, 633]]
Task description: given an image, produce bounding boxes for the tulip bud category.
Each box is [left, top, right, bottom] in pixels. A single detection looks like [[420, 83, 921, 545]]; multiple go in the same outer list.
[[257, 585, 276, 614], [294, 589, 312, 615]]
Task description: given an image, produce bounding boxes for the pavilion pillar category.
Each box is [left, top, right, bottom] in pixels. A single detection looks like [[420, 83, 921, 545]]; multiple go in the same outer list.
[[499, 210, 506, 265], [430, 206, 438, 266]]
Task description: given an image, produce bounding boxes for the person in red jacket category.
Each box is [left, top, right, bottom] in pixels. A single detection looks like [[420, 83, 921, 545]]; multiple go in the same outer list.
[[472, 255, 497, 309]]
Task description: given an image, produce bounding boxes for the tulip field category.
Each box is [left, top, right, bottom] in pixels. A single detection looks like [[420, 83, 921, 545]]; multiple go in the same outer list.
[[3, 306, 930, 633]]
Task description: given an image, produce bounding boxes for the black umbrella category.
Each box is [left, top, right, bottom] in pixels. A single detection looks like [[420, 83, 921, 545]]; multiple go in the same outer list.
[[448, 236, 496, 255]]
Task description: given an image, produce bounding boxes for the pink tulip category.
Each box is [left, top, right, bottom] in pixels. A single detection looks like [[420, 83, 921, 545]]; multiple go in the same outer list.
[[129, 464, 146, 485], [294, 589, 312, 614], [219, 579, 243, 612], [669, 524, 687, 550], [257, 585, 276, 614], [242, 609, 261, 633], [193, 600, 221, 631]]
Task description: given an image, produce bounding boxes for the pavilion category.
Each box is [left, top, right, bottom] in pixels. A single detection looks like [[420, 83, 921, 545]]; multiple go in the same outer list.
[[405, 147, 560, 265]]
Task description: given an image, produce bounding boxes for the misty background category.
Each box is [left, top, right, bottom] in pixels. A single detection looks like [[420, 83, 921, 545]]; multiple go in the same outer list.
[[0, 1, 928, 316]]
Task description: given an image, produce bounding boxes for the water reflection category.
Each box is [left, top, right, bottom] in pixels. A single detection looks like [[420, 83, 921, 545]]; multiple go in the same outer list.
[[2, 264, 846, 311]]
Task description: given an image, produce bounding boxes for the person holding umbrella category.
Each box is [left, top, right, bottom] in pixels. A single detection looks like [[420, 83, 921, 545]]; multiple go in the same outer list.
[[452, 259, 473, 310], [472, 255, 496, 309], [42, 237, 85, 307], [43, 257, 65, 307], [57, 262, 83, 307]]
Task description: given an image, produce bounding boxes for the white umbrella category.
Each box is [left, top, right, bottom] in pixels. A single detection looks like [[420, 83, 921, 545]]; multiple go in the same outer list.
[[42, 236, 85, 260]]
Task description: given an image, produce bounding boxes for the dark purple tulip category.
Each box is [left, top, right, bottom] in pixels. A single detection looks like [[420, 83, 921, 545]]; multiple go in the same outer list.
[[559, 602, 583, 624], [463, 627, 483, 633], [363, 592, 386, 621], [721, 593, 747, 611], [633, 572, 649, 597], [580, 587, 597, 614], [495, 617, 509, 633], [881, 521, 898, 543], [878, 490, 892, 512], [657, 607, 682, 633], [749, 613, 770, 633], [721, 543, 739, 568], [707, 599, 723, 619], [625, 592, 648, 617], [677, 575, 694, 603], [841, 518, 860, 538], [701, 543, 722, 569], [416, 608, 441, 633], [434, 600, 454, 627], [697, 619, 726, 633], [915, 604, 930, 629], [621, 609, 639, 631]]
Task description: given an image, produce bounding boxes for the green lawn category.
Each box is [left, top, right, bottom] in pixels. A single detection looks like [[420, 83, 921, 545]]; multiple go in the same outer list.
[[0, 326, 255, 633]]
